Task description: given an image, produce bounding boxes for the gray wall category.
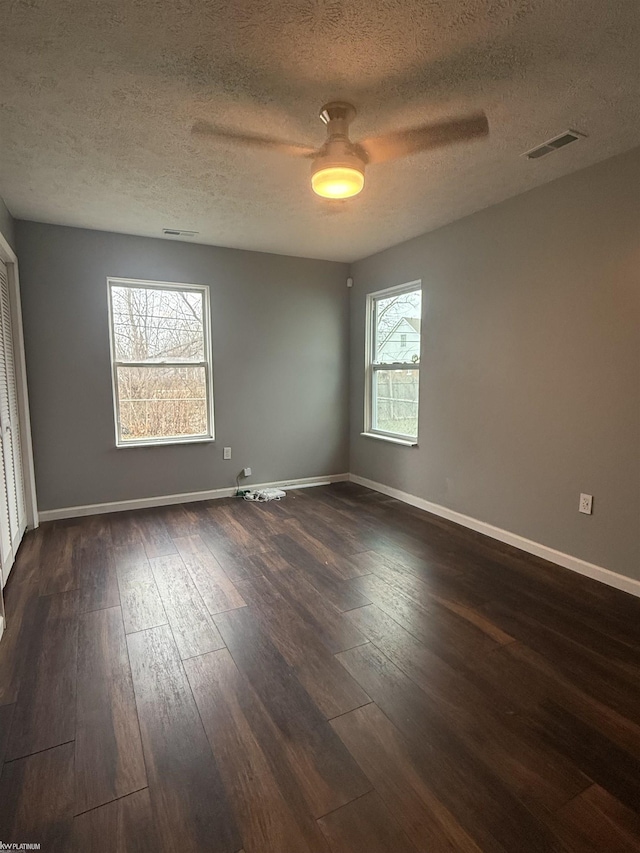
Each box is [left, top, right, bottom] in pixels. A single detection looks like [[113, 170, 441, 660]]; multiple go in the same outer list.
[[350, 147, 640, 580], [16, 222, 350, 511], [0, 195, 15, 253]]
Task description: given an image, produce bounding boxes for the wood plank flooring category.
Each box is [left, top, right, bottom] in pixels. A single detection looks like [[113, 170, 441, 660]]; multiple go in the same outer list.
[[0, 482, 638, 852]]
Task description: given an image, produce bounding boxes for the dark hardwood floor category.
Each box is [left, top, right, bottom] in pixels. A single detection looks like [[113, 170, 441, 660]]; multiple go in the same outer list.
[[0, 482, 639, 852]]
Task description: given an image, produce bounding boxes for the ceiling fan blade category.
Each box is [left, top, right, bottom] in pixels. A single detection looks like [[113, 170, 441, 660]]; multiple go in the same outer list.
[[191, 120, 317, 158], [357, 112, 489, 164]]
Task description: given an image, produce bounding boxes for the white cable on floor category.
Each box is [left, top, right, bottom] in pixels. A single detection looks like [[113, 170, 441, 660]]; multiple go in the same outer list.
[[243, 488, 286, 502]]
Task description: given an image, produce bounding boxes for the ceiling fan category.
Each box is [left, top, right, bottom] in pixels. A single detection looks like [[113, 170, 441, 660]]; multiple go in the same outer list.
[[192, 102, 489, 200]]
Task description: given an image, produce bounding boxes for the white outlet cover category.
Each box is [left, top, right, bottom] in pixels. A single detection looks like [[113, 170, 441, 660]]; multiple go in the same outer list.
[[223, 447, 231, 460], [579, 493, 593, 514]]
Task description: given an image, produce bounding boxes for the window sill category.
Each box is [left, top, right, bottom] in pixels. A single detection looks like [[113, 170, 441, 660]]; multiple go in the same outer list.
[[116, 436, 215, 449], [360, 432, 418, 447]]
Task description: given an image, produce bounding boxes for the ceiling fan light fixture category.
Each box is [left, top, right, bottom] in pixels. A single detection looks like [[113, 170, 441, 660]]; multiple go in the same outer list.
[[311, 165, 364, 198], [195, 100, 489, 202]]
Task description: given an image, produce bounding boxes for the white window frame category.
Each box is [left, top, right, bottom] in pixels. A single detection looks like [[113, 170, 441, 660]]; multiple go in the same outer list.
[[107, 277, 215, 448], [363, 280, 421, 446]]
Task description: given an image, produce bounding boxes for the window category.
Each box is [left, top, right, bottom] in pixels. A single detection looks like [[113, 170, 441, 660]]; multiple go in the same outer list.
[[107, 278, 214, 446], [365, 281, 421, 442]]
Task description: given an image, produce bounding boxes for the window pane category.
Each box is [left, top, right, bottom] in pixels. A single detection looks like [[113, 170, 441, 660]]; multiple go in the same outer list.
[[374, 289, 421, 364], [117, 366, 208, 441], [373, 369, 419, 438], [111, 286, 204, 362]]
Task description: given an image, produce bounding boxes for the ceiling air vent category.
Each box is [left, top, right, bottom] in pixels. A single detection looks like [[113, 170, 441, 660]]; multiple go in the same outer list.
[[162, 228, 199, 237], [523, 130, 585, 160]]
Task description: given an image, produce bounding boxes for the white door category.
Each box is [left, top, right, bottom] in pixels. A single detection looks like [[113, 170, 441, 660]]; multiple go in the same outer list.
[[0, 259, 27, 585]]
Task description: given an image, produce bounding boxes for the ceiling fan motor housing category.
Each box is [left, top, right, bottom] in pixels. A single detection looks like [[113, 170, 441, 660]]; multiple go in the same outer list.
[[312, 136, 366, 175]]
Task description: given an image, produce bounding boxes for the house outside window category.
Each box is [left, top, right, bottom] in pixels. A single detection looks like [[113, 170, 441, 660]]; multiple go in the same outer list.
[[365, 281, 421, 442], [107, 278, 214, 447]]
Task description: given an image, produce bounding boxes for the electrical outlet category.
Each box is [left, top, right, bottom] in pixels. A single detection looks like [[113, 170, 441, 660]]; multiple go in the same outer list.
[[243, 467, 252, 478], [223, 447, 231, 460], [579, 493, 593, 515]]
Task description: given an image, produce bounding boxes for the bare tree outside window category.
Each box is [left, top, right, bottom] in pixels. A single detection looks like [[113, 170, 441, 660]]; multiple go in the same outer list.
[[108, 281, 214, 445], [367, 283, 421, 440]]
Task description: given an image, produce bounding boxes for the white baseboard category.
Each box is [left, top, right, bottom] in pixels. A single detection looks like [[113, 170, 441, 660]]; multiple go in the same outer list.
[[37, 470, 639, 600], [349, 474, 640, 599], [38, 473, 349, 523]]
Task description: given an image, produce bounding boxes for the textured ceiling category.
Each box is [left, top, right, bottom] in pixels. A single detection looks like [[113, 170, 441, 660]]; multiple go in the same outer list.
[[1, 0, 639, 262]]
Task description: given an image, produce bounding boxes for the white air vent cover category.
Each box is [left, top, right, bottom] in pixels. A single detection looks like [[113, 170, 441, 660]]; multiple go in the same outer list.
[[523, 130, 585, 160], [162, 228, 199, 237]]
